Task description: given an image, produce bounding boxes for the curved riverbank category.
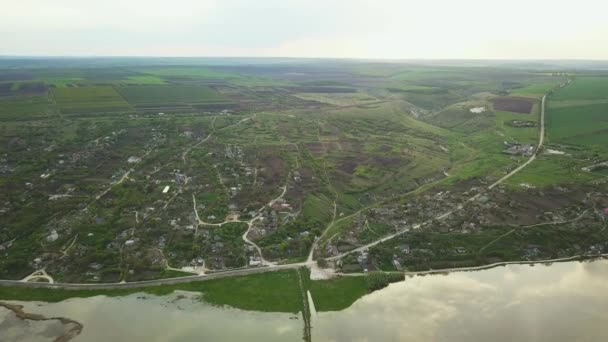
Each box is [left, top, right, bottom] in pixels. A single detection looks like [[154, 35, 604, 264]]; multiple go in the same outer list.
[[0, 301, 83, 341]]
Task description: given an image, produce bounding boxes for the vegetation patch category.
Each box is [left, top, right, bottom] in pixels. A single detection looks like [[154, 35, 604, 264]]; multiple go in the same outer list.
[[309, 276, 368, 311], [52, 86, 133, 115], [116, 85, 227, 106], [547, 102, 608, 148], [0, 270, 303, 313], [551, 77, 608, 101], [364, 272, 404, 291]]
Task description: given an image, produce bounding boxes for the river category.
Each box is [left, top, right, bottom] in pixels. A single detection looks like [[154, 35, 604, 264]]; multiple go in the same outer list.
[[2, 259, 607, 341]]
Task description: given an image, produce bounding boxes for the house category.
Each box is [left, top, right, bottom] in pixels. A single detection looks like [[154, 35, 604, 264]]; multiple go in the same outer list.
[[162, 186, 170, 193], [397, 244, 411, 255], [249, 256, 262, 266], [46, 230, 59, 242], [502, 143, 535, 156], [127, 156, 141, 164], [89, 263, 103, 270]]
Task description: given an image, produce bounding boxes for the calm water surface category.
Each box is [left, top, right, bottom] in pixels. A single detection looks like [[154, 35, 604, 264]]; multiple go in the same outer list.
[[314, 260, 608, 342], [4, 259, 608, 342], [9, 293, 302, 342]]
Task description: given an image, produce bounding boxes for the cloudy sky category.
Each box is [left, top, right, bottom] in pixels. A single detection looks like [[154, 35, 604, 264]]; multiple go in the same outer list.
[[1, 0, 607, 59]]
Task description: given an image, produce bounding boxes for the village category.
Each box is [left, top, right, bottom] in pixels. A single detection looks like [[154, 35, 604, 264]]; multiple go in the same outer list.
[[324, 184, 608, 273]]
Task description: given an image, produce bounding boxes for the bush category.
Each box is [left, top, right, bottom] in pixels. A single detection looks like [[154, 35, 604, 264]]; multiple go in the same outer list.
[[365, 272, 404, 292]]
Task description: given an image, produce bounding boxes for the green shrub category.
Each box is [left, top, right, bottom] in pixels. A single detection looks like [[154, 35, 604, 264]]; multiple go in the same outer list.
[[364, 272, 404, 292]]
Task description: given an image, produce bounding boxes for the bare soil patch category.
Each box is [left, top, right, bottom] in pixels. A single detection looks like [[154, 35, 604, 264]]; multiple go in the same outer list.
[[491, 97, 535, 114]]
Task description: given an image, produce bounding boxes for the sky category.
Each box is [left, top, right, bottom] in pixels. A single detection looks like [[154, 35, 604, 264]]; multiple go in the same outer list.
[[1, 0, 607, 59]]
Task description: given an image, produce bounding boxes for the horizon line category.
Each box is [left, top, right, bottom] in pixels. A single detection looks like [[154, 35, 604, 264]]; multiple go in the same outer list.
[[1, 55, 608, 62]]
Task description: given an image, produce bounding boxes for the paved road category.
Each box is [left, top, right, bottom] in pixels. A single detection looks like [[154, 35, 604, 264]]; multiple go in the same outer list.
[[0, 262, 308, 290]]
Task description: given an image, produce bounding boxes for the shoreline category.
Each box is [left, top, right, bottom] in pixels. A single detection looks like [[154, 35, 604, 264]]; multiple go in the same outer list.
[[335, 254, 608, 278], [0, 301, 83, 341], [0, 253, 605, 293], [402, 253, 608, 276]]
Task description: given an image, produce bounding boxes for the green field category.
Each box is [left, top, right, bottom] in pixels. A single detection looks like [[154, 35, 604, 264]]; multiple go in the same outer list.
[[309, 274, 368, 311], [547, 102, 608, 148], [552, 77, 608, 101], [495, 111, 539, 144], [116, 85, 227, 105], [0, 269, 377, 314], [511, 83, 558, 98], [0, 270, 302, 312], [52, 86, 133, 114], [134, 67, 241, 79], [0, 97, 56, 120], [121, 75, 167, 85], [503, 76, 608, 187], [506, 156, 600, 187]]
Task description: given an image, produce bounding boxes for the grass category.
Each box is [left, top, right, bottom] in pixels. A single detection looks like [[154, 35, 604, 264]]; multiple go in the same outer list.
[[294, 93, 377, 106], [309, 276, 368, 311], [121, 75, 166, 85], [302, 194, 334, 225], [40, 77, 85, 87], [0, 270, 303, 313], [0, 268, 379, 314], [503, 76, 608, 187], [552, 77, 608, 101], [511, 82, 559, 98], [0, 96, 56, 121], [134, 67, 241, 80], [546, 102, 608, 148], [495, 111, 538, 144], [506, 156, 600, 187], [52, 86, 133, 114]]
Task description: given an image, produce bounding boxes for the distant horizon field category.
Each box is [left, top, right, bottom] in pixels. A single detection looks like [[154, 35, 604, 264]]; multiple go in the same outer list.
[[551, 76, 608, 101], [51, 86, 133, 114], [116, 84, 228, 105]]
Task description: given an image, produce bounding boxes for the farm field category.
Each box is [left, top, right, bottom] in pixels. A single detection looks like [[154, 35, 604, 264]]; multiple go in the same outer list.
[[0, 97, 56, 121], [546, 102, 608, 148], [116, 85, 227, 105], [0, 58, 606, 292], [511, 82, 557, 98], [551, 76, 608, 101], [51, 86, 133, 115]]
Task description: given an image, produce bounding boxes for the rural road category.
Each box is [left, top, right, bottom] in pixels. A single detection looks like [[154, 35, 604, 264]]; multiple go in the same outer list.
[[0, 90, 553, 290], [328, 91, 550, 261], [488, 93, 546, 189]]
